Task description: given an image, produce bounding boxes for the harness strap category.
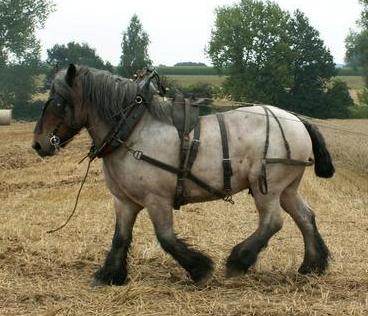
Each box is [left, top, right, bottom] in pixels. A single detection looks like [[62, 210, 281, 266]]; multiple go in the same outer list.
[[259, 106, 312, 195], [265, 158, 314, 166], [187, 121, 201, 171], [89, 100, 146, 160], [132, 149, 229, 201], [216, 113, 233, 194], [265, 107, 291, 159], [174, 118, 201, 209]]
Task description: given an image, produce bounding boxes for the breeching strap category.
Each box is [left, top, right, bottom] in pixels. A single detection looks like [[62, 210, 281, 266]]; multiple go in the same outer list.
[[259, 106, 314, 195]]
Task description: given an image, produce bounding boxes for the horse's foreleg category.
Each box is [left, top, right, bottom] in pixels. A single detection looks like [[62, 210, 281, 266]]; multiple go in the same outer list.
[[226, 189, 284, 277], [281, 188, 330, 274], [147, 199, 214, 284], [93, 196, 142, 286]]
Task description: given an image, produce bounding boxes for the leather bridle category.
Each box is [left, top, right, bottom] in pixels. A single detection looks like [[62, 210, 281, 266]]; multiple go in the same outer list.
[[39, 94, 80, 150]]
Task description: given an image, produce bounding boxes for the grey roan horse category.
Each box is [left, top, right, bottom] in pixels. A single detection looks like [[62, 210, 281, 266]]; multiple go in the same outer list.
[[33, 64, 334, 286]]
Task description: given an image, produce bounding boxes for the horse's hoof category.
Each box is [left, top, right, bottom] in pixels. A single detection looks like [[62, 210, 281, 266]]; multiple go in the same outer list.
[[91, 277, 108, 288], [194, 270, 213, 287], [189, 256, 214, 284], [225, 266, 246, 278], [298, 263, 326, 275], [92, 268, 127, 286]]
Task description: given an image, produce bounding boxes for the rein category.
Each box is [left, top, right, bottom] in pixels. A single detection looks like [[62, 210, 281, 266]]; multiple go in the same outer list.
[[47, 158, 92, 234]]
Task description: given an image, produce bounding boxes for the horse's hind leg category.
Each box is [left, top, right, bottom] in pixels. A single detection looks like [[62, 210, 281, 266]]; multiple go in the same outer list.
[[147, 198, 213, 284], [226, 189, 284, 277], [93, 196, 143, 286], [281, 183, 330, 274]]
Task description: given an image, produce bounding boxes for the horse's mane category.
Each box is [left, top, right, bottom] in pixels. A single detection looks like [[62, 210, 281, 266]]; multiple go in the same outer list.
[[53, 65, 172, 125]]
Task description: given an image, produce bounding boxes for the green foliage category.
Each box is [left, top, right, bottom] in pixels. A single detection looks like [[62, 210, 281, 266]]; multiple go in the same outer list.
[[0, 0, 54, 109], [174, 62, 207, 67], [359, 0, 368, 28], [157, 66, 218, 76], [345, 1, 368, 87], [12, 100, 43, 120], [46, 42, 109, 70], [208, 0, 343, 118], [118, 15, 151, 78], [346, 30, 368, 87], [324, 80, 353, 118], [0, 0, 54, 66], [358, 87, 368, 105], [0, 62, 41, 109], [349, 105, 368, 118]]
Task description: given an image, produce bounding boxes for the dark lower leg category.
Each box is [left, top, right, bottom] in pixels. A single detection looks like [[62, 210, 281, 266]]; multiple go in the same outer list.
[[157, 234, 213, 283], [94, 223, 132, 285], [147, 203, 213, 283], [226, 194, 283, 277], [298, 212, 330, 274], [226, 229, 276, 276], [281, 191, 330, 274], [93, 197, 141, 286]]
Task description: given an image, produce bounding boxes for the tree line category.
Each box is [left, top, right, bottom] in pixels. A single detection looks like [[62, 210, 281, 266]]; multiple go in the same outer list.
[[0, 0, 367, 119]]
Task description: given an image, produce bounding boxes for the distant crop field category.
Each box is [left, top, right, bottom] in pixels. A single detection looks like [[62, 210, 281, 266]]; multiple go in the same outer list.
[[167, 75, 226, 87], [0, 119, 367, 315], [336, 76, 365, 90], [166, 75, 365, 91]]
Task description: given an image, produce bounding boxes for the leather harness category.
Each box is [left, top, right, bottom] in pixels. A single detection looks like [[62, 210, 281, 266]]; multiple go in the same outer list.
[[88, 94, 313, 207], [89, 95, 234, 209], [259, 106, 313, 195]]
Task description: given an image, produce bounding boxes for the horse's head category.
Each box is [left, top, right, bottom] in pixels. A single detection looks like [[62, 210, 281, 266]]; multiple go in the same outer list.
[[32, 64, 86, 157]]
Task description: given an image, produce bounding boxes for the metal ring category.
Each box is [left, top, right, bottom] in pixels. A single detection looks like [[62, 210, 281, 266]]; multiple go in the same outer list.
[[50, 135, 61, 147], [135, 96, 143, 104]]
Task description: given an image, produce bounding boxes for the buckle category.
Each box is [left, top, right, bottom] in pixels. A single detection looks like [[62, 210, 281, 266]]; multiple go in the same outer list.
[[133, 150, 143, 160]]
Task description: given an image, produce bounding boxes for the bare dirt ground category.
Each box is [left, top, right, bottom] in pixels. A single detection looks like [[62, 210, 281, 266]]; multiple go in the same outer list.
[[0, 119, 367, 316]]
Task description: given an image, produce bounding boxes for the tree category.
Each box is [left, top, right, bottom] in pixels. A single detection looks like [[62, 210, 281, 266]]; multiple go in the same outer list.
[[324, 80, 353, 118], [286, 10, 336, 116], [346, 1, 368, 108], [208, 0, 291, 102], [118, 14, 151, 78], [46, 42, 110, 70], [208, 0, 342, 117], [346, 1, 368, 88], [0, 0, 54, 108], [359, 0, 368, 28], [0, 0, 54, 65]]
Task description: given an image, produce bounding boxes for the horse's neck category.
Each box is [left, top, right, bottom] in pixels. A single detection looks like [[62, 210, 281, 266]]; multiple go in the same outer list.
[[85, 105, 111, 147], [84, 104, 154, 149]]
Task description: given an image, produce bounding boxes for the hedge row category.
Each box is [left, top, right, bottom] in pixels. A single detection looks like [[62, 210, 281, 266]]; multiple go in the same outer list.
[[157, 66, 222, 76], [157, 66, 361, 76]]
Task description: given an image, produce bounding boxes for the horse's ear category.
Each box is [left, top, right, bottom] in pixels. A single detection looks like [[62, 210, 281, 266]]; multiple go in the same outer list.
[[66, 64, 77, 87]]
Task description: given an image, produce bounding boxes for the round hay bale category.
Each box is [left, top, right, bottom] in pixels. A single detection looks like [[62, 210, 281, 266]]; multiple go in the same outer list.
[[0, 109, 12, 125]]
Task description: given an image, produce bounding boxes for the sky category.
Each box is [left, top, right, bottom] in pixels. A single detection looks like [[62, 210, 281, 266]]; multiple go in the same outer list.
[[36, 0, 363, 66]]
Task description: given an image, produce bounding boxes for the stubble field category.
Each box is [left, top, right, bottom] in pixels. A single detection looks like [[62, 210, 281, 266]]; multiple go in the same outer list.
[[0, 119, 367, 316]]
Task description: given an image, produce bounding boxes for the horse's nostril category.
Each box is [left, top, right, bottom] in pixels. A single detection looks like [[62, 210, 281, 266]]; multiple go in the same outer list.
[[32, 142, 41, 151]]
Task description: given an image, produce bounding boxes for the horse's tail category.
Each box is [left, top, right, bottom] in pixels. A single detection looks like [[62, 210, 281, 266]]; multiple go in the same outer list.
[[302, 119, 335, 178]]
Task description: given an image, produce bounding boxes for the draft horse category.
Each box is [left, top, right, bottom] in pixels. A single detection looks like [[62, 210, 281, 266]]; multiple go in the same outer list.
[[33, 64, 334, 285]]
